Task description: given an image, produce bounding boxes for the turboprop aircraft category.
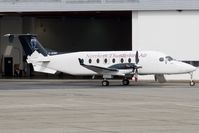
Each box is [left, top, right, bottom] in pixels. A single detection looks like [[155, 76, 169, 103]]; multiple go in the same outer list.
[[4, 34, 197, 86]]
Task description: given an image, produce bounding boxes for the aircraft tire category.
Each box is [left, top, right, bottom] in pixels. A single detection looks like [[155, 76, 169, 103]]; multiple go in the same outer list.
[[102, 80, 109, 86], [122, 79, 129, 86], [190, 81, 196, 86]]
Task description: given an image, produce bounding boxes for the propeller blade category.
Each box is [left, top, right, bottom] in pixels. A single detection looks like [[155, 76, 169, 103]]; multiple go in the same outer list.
[[134, 71, 138, 82], [134, 63, 139, 82], [135, 51, 139, 64], [133, 51, 141, 82]]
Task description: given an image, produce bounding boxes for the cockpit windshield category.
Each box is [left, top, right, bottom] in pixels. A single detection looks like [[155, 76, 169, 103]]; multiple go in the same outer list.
[[165, 56, 174, 61]]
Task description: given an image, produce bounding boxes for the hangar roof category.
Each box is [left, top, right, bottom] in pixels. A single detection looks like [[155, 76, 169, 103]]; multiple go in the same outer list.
[[138, 0, 199, 10], [137, 0, 199, 10], [0, 0, 199, 12]]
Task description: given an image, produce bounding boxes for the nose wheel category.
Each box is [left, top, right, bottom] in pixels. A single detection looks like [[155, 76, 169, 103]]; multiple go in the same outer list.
[[190, 81, 195, 86], [190, 72, 196, 86]]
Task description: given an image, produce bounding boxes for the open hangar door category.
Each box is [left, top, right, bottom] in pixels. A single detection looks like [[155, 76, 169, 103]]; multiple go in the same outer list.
[[0, 11, 132, 78], [21, 11, 132, 78], [23, 11, 132, 52]]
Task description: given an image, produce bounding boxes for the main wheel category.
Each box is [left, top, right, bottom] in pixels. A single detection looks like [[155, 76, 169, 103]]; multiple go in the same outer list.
[[102, 80, 109, 86], [122, 79, 129, 86], [190, 81, 195, 86]]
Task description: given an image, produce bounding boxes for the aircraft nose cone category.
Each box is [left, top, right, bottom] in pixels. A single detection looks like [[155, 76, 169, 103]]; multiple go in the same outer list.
[[188, 65, 196, 72], [183, 63, 197, 73]]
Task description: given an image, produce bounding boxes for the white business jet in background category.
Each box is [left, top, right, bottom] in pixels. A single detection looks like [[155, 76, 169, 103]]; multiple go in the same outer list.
[[4, 34, 197, 86]]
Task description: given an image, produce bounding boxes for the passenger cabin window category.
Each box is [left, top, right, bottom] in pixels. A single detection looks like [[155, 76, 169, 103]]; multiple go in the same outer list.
[[104, 58, 107, 63], [121, 58, 124, 63], [96, 58, 100, 63], [128, 58, 131, 63], [112, 58, 115, 63], [89, 59, 92, 64], [159, 57, 164, 62]]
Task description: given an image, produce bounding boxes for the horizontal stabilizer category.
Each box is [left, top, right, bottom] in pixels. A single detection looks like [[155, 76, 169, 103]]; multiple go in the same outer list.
[[33, 65, 56, 74], [27, 51, 56, 74], [27, 51, 50, 64]]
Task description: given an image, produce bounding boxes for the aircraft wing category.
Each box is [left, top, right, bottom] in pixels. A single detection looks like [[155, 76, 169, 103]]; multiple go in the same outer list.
[[78, 58, 118, 74]]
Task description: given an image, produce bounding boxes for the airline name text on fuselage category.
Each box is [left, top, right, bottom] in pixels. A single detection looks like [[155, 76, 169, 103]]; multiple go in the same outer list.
[[86, 53, 147, 59]]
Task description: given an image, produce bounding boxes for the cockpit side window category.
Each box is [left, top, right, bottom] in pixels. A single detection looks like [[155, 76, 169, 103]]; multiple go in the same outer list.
[[159, 57, 164, 62], [165, 56, 173, 61]]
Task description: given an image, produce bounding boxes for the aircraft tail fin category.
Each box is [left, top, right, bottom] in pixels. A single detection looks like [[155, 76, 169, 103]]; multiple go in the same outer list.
[[4, 34, 57, 74], [4, 34, 48, 56]]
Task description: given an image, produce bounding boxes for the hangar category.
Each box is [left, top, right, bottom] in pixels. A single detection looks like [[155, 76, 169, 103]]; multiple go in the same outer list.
[[0, 0, 199, 80]]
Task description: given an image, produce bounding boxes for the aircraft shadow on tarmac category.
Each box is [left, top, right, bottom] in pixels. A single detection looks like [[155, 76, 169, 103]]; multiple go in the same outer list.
[[0, 80, 197, 90]]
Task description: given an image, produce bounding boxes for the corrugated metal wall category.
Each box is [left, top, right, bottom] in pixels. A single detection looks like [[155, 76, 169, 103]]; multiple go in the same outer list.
[[1, 0, 199, 12]]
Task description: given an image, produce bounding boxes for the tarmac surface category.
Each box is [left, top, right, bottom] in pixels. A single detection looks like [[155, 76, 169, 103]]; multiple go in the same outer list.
[[0, 79, 199, 133]]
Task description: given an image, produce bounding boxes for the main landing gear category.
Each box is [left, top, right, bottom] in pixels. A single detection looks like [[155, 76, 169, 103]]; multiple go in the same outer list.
[[102, 80, 109, 86], [189, 72, 196, 86], [122, 78, 129, 86], [102, 78, 130, 86]]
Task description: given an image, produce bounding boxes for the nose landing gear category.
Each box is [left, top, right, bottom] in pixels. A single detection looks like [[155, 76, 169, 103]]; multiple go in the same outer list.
[[190, 81, 195, 86], [190, 72, 196, 86]]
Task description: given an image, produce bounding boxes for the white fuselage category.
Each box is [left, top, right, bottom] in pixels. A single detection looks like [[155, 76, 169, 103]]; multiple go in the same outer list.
[[41, 51, 196, 76]]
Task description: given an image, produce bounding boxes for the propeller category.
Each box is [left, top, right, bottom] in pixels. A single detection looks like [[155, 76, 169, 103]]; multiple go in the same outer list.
[[135, 51, 139, 64], [134, 51, 139, 82]]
